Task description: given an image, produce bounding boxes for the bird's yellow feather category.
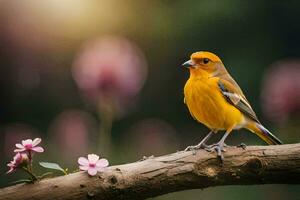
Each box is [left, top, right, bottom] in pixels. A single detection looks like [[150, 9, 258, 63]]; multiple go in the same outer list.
[[184, 68, 244, 131]]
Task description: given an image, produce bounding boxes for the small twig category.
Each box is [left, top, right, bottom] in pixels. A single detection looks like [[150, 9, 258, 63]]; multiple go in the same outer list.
[[22, 167, 38, 182]]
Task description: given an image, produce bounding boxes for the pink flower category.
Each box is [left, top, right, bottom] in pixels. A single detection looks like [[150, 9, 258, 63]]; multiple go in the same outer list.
[[14, 138, 44, 153], [72, 36, 147, 114], [7, 153, 28, 174], [261, 59, 300, 123], [78, 154, 109, 176], [50, 110, 91, 159]]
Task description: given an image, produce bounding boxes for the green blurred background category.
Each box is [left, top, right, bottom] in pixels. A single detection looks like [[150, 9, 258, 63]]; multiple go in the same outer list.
[[1, 0, 300, 199]]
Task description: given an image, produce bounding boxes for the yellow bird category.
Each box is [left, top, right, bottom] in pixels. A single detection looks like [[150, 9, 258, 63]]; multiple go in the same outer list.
[[182, 51, 282, 158]]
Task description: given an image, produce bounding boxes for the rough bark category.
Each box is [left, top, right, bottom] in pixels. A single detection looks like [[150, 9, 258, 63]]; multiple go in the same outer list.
[[1, 143, 300, 200]]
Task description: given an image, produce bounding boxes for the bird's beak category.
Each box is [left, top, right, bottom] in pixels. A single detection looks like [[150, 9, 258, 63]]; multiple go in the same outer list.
[[182, 60, 195, 68]]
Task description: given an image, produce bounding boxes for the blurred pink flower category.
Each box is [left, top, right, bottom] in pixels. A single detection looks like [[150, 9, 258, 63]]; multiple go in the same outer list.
[[261, 59, 300, 123], [127, 118, 178, 155], [78, 154, 109, 176], [72, 36, 147, 114], [49, 110, 96, 159], [14, 138, 44, 153], [7, 153, 29, 174]]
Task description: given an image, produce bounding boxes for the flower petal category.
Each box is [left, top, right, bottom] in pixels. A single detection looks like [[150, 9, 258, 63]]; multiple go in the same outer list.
[[96, 166, 106, 172], [22, 139, 32, 146], [13, 153, 22, 162], [14, 148, 26, 153], [78, 157, 89, 166], [88, 154, 99, 164], [15, 143, 24, 149], [79, 165, 89, 171], [87, 168, 98, 176], [6, 168, 15, 174], [7, 162, 14, 167], [96, 159, 109, 168], [31, 147, 44, 153], [32, 138, 42, 146]]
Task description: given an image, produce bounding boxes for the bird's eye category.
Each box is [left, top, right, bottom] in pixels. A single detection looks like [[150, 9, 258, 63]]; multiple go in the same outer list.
[[203, 58, 210, 64]]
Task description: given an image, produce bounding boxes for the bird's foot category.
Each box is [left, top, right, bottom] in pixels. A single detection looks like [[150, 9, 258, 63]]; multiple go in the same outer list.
[[206, 143, 226, 160], [237, 143, 247, 150], [184, 143, 208, 154], [206, 142, 229, 149]]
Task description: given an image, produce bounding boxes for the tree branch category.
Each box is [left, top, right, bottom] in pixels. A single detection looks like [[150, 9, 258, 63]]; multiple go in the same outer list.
[[1, 143, 300, 200]]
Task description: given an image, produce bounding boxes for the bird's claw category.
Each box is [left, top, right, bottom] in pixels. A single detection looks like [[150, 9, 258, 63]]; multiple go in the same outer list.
[[206, 143, 226, 160], [185, 142, 227, 160], [184, 143, 208, 154], [207, 143, 228, 148]]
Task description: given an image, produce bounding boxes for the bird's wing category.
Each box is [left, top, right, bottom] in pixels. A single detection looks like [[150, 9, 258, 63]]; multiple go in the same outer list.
[[217, 78, 259, 123]]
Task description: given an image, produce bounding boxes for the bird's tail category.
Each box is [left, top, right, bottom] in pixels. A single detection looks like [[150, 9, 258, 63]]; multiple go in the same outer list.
[[246, 122, 283, 145]]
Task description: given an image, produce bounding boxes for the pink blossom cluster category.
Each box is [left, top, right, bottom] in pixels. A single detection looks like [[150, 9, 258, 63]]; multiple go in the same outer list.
[[7, 137, 109, 177], [7, 138, 44, 173]]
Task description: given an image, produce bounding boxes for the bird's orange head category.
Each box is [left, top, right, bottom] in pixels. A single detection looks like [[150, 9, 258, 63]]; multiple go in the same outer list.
[[182, 51, 224, 76]]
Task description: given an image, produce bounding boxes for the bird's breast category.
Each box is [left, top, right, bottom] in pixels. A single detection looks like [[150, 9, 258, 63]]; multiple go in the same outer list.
[[184, 77, 243, 130]]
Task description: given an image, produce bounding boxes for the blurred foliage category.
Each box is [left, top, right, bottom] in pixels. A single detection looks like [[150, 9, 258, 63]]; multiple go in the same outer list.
[[0, 0, 299, 199]]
